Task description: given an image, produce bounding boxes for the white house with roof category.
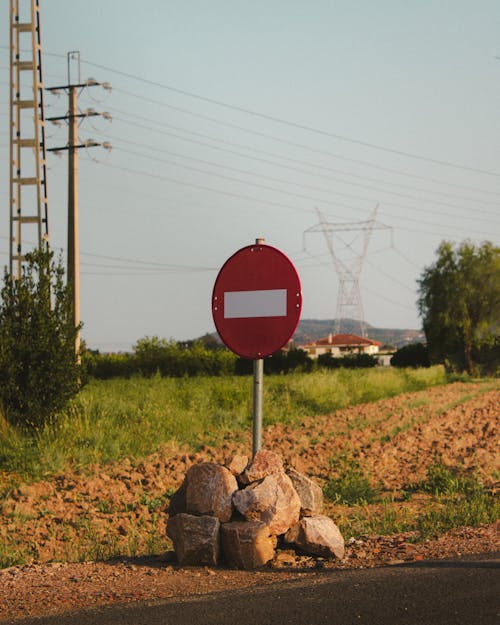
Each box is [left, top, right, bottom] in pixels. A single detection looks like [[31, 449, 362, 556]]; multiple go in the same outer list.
[[300, 333, 382, 358]]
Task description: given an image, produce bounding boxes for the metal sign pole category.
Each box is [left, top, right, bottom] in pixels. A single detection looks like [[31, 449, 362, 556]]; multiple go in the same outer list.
[[252, 237, 265, 458], [212, 236, 302, 460], [252, 357, 264, 457]]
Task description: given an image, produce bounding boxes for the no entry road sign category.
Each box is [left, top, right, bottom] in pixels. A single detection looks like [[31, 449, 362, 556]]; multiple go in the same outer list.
[[212, 242, 302, 358]]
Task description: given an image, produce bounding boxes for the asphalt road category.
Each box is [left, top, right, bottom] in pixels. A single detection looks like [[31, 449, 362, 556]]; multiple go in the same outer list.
[[15, 554, 500, 625]]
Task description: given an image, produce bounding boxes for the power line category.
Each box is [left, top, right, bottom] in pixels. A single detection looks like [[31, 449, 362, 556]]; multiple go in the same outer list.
[[361, 282, 417, 312], [364, 257, 416, 293], [0, 236, 215, 274], [80, 58, 500, 178], [4, 45, 498, 181], [112, 144, 378, 214], [111, 87, 500, 195], [106, 145, 497, 238], [80, 251, 216, 272], [105, 109, 500, 212], [80, 156, 325, 217], [106, 133, 499, 223]]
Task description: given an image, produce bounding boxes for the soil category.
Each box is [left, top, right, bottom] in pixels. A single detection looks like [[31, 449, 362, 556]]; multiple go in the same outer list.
[[0, 381, 498, 622]]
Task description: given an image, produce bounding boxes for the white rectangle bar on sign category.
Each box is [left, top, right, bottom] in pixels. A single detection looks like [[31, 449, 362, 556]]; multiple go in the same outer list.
[[224, 289, 287, 319]]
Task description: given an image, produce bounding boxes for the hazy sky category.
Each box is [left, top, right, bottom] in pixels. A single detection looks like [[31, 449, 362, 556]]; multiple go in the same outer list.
[[1, 1, 499, 351]]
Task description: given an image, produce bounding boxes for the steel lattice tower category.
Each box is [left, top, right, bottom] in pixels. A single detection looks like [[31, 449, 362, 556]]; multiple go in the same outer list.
[[9, 0, 49, 277], [305, 205, 390, 337]]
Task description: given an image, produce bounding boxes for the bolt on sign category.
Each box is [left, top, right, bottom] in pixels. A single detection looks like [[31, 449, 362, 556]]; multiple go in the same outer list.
[[212, 242, 302, 359]]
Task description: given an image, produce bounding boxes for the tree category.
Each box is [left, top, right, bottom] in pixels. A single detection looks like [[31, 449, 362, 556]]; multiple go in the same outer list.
[[0, 249, 81, 429], [417, 241, 500, 375], [390, 343, 430, 368]]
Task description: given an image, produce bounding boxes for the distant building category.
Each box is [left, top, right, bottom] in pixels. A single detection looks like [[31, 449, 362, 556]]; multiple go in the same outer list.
[[300, 333, 382, 359]]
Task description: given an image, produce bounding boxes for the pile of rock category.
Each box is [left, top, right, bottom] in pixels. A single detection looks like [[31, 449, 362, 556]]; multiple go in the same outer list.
[[167, 449, 344, 569]]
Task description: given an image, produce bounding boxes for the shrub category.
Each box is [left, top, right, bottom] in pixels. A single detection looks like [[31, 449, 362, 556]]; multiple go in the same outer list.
[[82, 350, 136, 379], [235, 348, 314, 375], [0, 249, 80, 429], [317, 352, 378, 369], [391, 343, 430, 368]]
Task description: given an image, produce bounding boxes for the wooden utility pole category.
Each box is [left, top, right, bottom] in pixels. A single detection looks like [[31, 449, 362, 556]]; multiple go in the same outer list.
[[46, 51, 111, 359], [67, 86, 80, 356]]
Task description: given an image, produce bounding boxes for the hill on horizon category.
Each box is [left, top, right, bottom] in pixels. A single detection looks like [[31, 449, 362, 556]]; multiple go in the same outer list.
[[203, 318, 424, 350], [292, 319, 424, 348]]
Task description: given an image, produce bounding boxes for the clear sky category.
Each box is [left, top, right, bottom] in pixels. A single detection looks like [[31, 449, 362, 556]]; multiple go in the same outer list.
[[1, 1, 499, 351]]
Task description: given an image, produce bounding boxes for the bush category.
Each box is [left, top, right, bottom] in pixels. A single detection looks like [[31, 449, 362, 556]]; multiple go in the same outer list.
[[82, 350, 135, 379], [133, 336, 237, 378], [235, 348, 314, 375], [391, 343, 430, 368], [317, 352, 378, 369], [0, 249, 80, 429]]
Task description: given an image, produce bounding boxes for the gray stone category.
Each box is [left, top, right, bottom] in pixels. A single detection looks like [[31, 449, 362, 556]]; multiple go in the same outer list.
[[185, 462, 238, 523], [240, 449, 284, 485], [284, 515, 345, 559], [167, 513, 220, 565], [167, 480, 187, 516], [233, 472, 301, 536], [286, 467, 323, 517], [221, 521, 276, 569]]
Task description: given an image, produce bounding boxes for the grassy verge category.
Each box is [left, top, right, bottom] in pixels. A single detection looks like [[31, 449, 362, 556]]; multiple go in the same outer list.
[[326, 462, 499, 540], [0, 366, 451, 481]]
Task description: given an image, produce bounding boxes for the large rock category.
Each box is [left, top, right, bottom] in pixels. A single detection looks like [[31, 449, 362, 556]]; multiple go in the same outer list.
[[185, 462, 238, 523], [240, 449, 284, 485], [221, 521, 276, 569], [284, 515, 345, 559], [225, 454, 249, 478], [233, 472, 301, 535], [286, 467, 323, 517], [167, 513, 220, 565], [167, 479, 187, 516]]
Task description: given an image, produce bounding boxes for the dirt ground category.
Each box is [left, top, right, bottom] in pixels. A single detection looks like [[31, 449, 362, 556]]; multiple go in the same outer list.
[[0, 381, 498, 622]]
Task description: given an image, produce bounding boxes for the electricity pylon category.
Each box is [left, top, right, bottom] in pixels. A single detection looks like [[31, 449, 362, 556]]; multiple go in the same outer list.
[[9, 0, 49, 277], [304, 205, 390, 337]]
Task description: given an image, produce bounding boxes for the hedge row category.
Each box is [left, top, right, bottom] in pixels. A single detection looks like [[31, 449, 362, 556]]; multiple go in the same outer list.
[[81, 336, 392, 380]]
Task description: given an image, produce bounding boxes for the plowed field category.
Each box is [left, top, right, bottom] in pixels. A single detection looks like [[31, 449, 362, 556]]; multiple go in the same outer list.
[[0, 381, 498, 622]]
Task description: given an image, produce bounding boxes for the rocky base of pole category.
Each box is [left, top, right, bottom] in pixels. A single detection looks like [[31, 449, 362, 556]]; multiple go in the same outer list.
[[166, 450, 345, 569]]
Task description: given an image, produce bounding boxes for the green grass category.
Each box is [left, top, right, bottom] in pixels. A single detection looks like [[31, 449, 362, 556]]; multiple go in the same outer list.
[[408, 463, 499, 539], [339, 503, 413, 537], [337, 463, 499, 541], [0, 365, 468, 481], [415, 490, 499, 539], [324, 457, 379, 505], [418, 462, 481, 496]]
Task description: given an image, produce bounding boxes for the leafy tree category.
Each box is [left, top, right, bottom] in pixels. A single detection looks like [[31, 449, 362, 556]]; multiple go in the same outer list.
[[0, 249, 81, 429], [133, 335, 175, 376], [133, 336, 237, 377], [391, 342, 430, 368], [417, 241, 500, 375]]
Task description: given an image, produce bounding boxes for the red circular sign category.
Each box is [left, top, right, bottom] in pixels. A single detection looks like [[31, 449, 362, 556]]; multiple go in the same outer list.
[[212, 243, 302, 358]]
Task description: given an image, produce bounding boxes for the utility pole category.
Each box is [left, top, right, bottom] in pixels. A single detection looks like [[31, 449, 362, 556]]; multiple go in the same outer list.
[[46, 51, 111, 358], [67, 85, 79, 355], [304, 206, 390, 337], [9, 0, 50, 277]]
